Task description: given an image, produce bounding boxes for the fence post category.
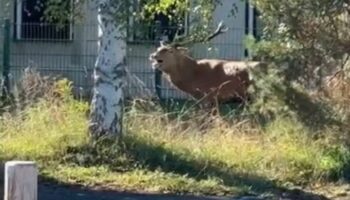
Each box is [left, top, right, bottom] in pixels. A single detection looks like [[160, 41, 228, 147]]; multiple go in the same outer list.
[[154, 20, 163, 101], [4, 161, 38, 200], [244, 0, 250, 59], [2, 19, 11, 97]]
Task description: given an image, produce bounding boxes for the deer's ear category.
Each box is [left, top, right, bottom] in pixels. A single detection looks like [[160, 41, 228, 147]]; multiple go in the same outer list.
[[176, 47, 189, 55]]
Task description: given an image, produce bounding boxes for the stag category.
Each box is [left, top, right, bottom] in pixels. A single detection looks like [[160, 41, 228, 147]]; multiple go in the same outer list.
[[149, 21, 263, 106]]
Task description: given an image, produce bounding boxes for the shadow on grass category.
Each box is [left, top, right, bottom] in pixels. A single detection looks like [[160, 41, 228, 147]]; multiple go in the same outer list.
[[276, 84, 343, 132], [0, 135, 331, 199], [1, 161, 237, 200], [123, 136, 331, 199], [123, 136, 275, 193], [247, 63, 347, 132], [1, 174, 233, 200], [62, 136, 330, 200]]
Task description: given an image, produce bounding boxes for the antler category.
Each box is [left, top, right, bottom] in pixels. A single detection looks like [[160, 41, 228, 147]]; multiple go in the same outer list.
[[170, 20, 228, 47], [206, 21, 229, 41]]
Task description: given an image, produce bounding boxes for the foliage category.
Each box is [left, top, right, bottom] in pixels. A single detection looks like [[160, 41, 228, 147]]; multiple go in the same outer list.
[[25, 0, 227, 44], [43, 0, 85, 25], [250, 0, 350, 86], [140, 0, 223, 41], [242, 0, 350, 124]]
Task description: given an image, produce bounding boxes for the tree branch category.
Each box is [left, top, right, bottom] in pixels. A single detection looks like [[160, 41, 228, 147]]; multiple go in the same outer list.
[[170, 20, 228, 47]]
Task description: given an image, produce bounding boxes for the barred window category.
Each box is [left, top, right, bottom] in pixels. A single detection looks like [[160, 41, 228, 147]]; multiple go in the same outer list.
[[127, 0, 189, 43], [15, 0, 73, 41]]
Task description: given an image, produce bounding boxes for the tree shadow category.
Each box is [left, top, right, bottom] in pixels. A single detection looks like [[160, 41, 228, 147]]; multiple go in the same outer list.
[[62, 136, 330, 200], [123, 136, 331, 199], [1, 175, 240, 200], [272, 83, 344, 132], [123, 136, 276, 193]]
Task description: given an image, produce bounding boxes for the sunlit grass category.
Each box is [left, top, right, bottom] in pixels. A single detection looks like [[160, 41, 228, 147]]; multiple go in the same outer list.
[[0, 97, 89, 162], [43, 165, 243, 195]]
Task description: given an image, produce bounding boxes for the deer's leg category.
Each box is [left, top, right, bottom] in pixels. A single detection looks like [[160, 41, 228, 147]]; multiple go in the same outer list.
[[211, 95, 220, 116]]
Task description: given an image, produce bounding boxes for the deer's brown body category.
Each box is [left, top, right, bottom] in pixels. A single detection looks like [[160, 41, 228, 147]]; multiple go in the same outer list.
[[150, 45, 260, 104]]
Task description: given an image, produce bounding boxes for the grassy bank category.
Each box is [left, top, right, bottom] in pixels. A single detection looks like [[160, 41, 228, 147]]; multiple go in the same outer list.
[[0, 79, 350, 197]]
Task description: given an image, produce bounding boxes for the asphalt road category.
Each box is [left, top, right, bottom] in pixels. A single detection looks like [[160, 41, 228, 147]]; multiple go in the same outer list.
[[37, 185, 238, 200], [1, 181, 241, 200]]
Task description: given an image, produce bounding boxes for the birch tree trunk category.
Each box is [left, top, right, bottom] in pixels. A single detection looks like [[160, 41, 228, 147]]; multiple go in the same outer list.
[[89, 0, 126, 139]]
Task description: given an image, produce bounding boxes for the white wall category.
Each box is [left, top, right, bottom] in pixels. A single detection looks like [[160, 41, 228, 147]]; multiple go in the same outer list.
[[190, 0, 247, 60]]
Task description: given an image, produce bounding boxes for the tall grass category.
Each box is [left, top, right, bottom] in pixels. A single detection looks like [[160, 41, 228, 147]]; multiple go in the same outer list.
[[124, 106, 349, 185], [0, 78, 89, 162]]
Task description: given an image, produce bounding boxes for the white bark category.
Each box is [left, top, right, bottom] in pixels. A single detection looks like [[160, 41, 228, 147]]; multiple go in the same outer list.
[[89, 0, 126, 139], [4, 161, 38, 200]]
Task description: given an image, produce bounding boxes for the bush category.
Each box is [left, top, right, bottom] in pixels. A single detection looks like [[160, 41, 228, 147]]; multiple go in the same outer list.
[[251, 0, 350, 84], [241, 1, 350, 129]]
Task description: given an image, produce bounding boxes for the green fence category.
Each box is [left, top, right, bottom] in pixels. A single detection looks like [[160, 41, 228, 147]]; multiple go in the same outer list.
[[0, 20, 252, 100]]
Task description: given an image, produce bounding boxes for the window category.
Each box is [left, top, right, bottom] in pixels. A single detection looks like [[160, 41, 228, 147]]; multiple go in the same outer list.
[[15, 0, 73, 41], [252, 7, 262, 41], [127, 0, 189, 42]]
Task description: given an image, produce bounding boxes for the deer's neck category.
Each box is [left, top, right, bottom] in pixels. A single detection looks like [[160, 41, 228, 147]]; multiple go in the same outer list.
[[170, 55, 198, 83]]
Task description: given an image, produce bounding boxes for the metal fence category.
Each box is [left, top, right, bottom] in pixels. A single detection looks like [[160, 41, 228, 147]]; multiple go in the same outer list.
[[0, 20, 250, 100]]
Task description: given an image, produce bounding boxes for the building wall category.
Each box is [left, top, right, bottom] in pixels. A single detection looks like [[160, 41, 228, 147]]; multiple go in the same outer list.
[[191, 0, 247, 60], [5, 0, 250, 100], [4, 1, 97, 97]]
